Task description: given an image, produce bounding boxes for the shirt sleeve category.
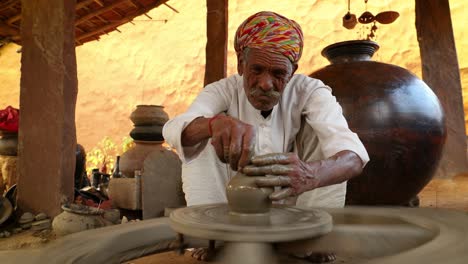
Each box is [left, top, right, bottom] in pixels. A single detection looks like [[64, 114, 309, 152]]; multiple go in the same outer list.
[[162, 77, 234, 163], [302, 83, 370, 167]]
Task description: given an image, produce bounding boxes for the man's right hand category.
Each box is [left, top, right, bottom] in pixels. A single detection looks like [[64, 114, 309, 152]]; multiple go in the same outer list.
[[209, 115, 256, 171]]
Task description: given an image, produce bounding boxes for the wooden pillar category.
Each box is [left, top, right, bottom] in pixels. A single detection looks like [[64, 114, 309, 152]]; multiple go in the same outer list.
[[416, 0, 467, 178], [17, 0, 77, 217], [204, 0, 228, 86]]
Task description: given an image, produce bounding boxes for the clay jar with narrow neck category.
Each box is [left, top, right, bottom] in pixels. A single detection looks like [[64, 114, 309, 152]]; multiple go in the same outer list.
[[310, 40, 446, 205], [226, 172, 273, 214]]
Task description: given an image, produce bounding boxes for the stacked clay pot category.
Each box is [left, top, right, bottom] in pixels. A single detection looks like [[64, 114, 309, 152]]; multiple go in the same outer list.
[[309, 40, 446, 206], [129, 105, 168, 142], [120, 105, 169, 177], [118, 105, 186, 217]]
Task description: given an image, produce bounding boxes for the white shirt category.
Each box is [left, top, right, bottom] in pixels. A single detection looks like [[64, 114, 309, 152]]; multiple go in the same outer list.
[[163, 74, 369, 206]]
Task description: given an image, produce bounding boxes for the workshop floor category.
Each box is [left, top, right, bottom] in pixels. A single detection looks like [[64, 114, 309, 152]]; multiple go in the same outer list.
[[124, 174, 468, 264], [419, 173, 468, 211]]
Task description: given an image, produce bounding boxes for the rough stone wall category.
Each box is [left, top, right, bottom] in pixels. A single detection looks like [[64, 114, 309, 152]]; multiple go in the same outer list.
[[0, 0, 466, 159]]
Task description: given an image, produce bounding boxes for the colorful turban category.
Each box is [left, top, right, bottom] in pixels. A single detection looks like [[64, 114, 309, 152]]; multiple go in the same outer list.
[[234, 11, 304, 64]]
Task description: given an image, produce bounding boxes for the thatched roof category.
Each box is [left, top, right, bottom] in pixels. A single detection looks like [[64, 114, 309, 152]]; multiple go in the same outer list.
[[0, 0, 171, 47]]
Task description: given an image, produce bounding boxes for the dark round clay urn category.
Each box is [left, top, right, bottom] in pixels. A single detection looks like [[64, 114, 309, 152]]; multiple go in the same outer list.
[[310, 40, 446, 205]]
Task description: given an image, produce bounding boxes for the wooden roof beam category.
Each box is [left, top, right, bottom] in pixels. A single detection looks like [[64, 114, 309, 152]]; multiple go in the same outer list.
[[127, 0, 141, 9], [0, 20, 19, 35], [77, 18, 131, 41], [6, 0, 101, 25], [93, 0, 104, 7], [76, 0, 169, 41], [6, 14, 20, 25], [75, 0, 129, 25], [77, 0, 97, 10]]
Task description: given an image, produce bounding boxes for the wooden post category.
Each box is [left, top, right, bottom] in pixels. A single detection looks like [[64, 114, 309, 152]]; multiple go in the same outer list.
[[204, 0, 228, 86], [416, 0, 467, 178], [17, 0, 77, 217]]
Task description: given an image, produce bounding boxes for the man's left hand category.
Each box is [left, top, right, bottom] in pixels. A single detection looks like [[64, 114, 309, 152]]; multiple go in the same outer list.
[[242, 153, 320, 200]]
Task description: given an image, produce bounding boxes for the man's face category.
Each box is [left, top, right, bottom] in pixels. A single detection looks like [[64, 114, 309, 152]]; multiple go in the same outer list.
[[238, 48, 297, 111]]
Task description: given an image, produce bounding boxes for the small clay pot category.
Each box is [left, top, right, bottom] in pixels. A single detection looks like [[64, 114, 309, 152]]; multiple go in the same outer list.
[[52, 204, 106, 236], [130, 105, 169, 126], [226, 172, 273, 214], [0, 133, 18, 156]]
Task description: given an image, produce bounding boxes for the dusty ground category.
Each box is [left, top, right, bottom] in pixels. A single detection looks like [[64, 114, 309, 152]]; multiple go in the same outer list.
[[1, 173, 468, 260], [0, 229, 57, 250], [419, 173, 468, 211], [124, 174, 468, 263]]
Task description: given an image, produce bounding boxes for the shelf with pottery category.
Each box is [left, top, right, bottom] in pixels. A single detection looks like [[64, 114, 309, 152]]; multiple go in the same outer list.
[[108, 105, 186, 219]]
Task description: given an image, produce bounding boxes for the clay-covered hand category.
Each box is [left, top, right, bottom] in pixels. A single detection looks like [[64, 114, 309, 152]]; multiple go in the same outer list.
[[242, 153, 319, 200], [209, 115, 256, 171]]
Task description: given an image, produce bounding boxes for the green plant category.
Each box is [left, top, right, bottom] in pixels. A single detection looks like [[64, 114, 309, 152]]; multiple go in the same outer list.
[[86, 136, 134, 174]]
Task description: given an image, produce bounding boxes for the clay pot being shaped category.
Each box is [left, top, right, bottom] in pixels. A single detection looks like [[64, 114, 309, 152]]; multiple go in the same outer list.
[[0, 132, 18, 156], [310, 40, 446, 205], [130, 105, 169, 126], [52, 204, 107, 236], [226, 172, 273, 214]]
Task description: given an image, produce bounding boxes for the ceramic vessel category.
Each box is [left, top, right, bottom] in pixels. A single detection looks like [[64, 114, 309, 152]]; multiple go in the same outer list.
[[0, 132, 18, 156], [142, 146, 186, 218], [129, 105, 169, 126], [129, 125, 164, 141], [119, 141, 163, 177], [52, 204, 107, 236], [310, 40, 446, 205], [226, 172, 273, 214]]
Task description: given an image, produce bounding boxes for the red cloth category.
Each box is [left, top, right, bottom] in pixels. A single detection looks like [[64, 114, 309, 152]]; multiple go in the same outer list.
[[0, 106, 19, 133]]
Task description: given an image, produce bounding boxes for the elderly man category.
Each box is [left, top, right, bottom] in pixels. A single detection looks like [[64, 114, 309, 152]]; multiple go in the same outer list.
[[163, 11, 369, 209]]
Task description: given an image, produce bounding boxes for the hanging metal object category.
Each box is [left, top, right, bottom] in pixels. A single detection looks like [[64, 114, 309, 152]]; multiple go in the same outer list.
[[343, 12, 358, 29], [358, 11, 375, 24], [342, 0, 357, 29], [375, 11, 400, 24]]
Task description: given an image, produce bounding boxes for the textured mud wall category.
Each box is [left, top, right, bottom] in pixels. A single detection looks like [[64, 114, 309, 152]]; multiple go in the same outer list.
[[0, 0, 466, 159]]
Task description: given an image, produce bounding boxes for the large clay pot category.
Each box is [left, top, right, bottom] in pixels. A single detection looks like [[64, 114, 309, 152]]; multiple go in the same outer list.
[[0, 132, 18, 156], [129, 105, 169, 126], [119, 141, 162, 177], [52, 204, 107, 236], [310, 40, 446, 205], [226, 172, 273, 214]]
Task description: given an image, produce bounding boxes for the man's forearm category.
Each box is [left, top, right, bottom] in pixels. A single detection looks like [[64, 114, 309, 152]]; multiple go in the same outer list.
[[181, 117, 211, 147], [311, 150, 363, 188]]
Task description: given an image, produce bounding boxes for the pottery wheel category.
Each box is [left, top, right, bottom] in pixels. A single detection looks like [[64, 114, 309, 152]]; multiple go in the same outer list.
[[170, 203, 332, 242]]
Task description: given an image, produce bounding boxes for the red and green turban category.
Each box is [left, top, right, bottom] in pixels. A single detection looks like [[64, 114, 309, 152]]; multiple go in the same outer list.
[[234, 11, 304, 64]]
